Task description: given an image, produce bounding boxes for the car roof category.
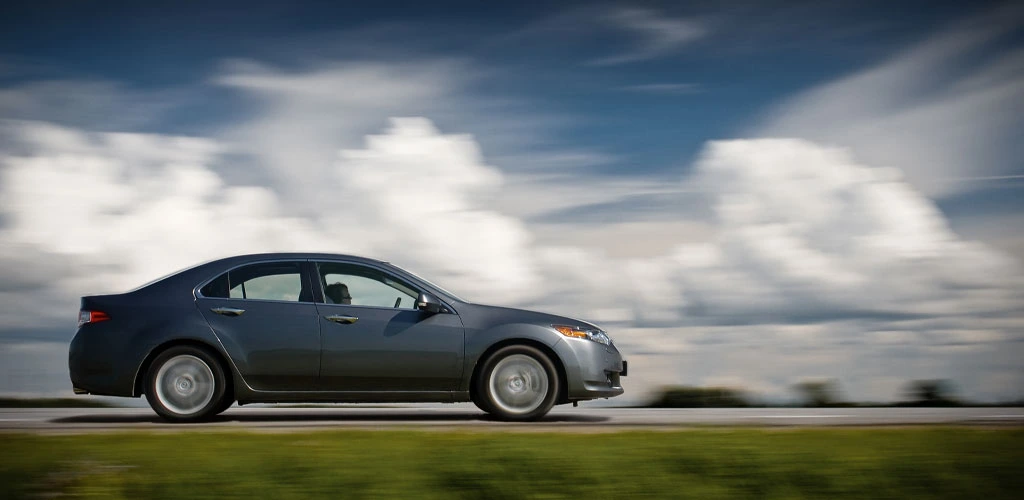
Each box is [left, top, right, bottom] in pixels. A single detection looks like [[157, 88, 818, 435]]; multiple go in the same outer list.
[[209, 252, 389, 265], [149, 253, 392, 290], [135, 252, 392, 293]]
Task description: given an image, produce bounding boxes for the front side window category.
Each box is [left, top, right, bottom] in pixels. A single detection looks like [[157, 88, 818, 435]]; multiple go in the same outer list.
[[200, 262, 310, 302], [317, 262, 418, 310]]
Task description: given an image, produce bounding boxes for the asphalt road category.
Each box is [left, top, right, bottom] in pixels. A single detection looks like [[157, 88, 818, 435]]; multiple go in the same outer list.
[[2, 406, 1022, 432]]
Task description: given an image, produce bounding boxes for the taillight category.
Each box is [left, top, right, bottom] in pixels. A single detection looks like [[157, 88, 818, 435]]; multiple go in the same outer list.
[[78, 310, 110, 327]]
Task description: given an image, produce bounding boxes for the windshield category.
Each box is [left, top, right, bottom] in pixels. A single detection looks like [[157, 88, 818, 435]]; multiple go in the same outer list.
[[388, 264, 469, 303]]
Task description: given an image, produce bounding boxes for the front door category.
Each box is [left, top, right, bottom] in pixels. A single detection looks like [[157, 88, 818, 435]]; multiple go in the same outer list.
[[197, 260, 321, 391], [313, 261, 464, 392]]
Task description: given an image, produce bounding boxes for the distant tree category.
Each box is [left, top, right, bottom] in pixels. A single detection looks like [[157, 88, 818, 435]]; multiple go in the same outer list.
[[648, 386, 750, 408], [792, 379, 843, 407], [902, 379, 959, 407]]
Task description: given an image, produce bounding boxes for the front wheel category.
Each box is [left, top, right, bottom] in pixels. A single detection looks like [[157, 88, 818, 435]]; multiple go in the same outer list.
[[476, 345, 559, 421], [144, 346, 228, 422]]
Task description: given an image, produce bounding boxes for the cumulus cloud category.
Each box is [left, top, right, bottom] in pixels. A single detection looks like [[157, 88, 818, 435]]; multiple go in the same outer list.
[[0, 123, 331, 295], [665, 139, 1022, 322], [328, 118, 540, 302], [213, 60, 468, 204], [211, 58, 602, 217], [529, 139, 1023, 330], [0, 117, 543, 324]]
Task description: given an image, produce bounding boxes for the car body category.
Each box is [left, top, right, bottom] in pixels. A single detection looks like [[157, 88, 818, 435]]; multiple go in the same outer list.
[[69, 253, 626, 421]]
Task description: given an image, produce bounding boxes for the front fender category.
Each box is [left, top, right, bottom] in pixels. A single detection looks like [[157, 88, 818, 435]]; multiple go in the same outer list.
[[460, 323, 566, 392]]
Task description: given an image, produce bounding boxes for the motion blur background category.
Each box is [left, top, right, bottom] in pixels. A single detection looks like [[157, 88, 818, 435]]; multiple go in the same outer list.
[[1, 0, 1021, 405]]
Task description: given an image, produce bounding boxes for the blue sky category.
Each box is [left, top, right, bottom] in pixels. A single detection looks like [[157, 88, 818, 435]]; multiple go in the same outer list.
[[0, 1, 1021, 402], [2, 0, 1011, 176]]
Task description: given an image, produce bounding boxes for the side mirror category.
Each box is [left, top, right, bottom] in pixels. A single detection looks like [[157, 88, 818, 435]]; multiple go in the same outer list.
[[415, 292, 443, 314]]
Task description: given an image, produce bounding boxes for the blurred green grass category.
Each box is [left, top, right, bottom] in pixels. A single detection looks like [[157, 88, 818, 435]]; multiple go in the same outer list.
[[0, 398, 117, 408], [1, 428, 1021, 499]]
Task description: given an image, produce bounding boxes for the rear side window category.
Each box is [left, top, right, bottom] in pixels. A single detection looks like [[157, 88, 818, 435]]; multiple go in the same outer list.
[[199, 262, 311, 302]]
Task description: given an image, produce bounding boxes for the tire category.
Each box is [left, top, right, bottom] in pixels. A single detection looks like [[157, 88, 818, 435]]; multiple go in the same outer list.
[[471, 386, 494, 415], [475, 345, 559, 421], [211, 394, 235, 416], [144, 345, 228, 422]]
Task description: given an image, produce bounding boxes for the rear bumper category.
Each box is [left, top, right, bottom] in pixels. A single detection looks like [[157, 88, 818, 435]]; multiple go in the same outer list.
[[69, 326, 139, 397], [553, 338, 625, 401]]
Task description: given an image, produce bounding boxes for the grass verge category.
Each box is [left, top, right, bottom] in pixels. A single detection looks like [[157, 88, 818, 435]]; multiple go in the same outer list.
[[0, 398, 118, 408], [1, 428, 1021, 499]]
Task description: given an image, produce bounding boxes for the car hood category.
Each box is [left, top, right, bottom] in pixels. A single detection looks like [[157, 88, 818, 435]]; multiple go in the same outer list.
[[467, 303, 602, 331]]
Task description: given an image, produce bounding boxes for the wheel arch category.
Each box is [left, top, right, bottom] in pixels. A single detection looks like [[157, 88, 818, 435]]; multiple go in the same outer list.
[[469, 338, 569, 405], [132, 339, 235, 399]]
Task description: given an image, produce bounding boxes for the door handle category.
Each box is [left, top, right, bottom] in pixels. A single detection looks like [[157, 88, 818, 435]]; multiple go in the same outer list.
[[325, 314, 359, 325], [210, 307, 245, 317]]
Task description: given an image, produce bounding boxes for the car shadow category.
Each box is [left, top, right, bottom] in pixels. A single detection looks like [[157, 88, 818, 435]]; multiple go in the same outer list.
[[52, 410, 610, 425]]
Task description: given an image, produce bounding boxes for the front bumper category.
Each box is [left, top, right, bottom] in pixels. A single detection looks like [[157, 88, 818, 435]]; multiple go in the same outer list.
[[552, 337, 625, 401]]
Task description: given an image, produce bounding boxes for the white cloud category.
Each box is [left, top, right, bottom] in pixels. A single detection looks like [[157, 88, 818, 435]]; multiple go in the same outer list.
[[213, 60, 470, 205], [211, 58, 599, 217], [588, 8, 707, 66], [0, 115, 547, 323], [327, 118, 540, 302], [662, 139, 1023, 322], [759, 7, 1024, 199], [0, 123, 345, 305]]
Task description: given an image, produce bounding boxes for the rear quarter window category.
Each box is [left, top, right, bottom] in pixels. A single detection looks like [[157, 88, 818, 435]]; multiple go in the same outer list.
[[198, 262, 308, 302]]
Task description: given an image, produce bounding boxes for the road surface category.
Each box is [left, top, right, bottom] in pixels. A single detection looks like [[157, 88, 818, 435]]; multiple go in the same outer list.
[[2, 406, 1022, 432]]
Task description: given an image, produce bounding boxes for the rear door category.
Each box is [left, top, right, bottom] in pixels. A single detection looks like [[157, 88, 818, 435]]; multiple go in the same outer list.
[[313, 261, 465, 392], [196, 260, 321, 391]]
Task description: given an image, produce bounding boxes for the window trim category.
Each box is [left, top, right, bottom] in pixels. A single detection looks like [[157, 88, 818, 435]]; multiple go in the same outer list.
[[193, 257, 458, 313]]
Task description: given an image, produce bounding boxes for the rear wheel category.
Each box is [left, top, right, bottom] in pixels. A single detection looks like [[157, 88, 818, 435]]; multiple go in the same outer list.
[[475, 345, 559, 421], [145, 346, 227, 422]]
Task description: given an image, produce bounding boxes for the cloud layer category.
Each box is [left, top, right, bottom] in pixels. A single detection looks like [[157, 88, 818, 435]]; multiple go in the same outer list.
[[2, 112, 1019, 402]]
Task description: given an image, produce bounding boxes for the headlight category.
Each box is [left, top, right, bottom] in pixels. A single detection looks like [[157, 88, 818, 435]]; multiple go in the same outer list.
[[552, 324, 612, 346]]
